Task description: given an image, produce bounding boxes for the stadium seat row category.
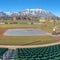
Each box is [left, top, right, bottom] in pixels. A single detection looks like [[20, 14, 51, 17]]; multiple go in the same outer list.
[[14, 44, 60, 60]]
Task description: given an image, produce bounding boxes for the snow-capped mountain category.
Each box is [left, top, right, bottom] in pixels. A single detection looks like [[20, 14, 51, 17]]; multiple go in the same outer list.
[[19, 9, 55, 17], [0, 11, 7, 17], [5, 12, 13, 16], [5, 12, 19, 17], [0, 9, 55, 17], [0, 9, 59, 20]]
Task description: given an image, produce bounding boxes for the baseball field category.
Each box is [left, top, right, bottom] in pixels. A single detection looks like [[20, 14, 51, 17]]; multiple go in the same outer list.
[[0, 23, 60, 45]]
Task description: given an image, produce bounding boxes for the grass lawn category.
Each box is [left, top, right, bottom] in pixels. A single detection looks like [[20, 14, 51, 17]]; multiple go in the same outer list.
[[0, 24, 53, 33], [0, 36, 53, 45], [0, 24, 37, 28]]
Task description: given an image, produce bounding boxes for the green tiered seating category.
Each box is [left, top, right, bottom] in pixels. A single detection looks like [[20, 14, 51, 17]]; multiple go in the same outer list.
[[0, 48, 8, 57], [14, 44, 60, 60]]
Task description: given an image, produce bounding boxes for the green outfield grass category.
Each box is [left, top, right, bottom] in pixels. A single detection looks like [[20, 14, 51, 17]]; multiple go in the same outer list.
[[0, 36, 53, 45], [0, 24, 53, 33], [0, 24, 37, 28]]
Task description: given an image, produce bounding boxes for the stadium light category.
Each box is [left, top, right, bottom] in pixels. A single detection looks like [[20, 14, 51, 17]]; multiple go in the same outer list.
[[52, 19, 57, 35]]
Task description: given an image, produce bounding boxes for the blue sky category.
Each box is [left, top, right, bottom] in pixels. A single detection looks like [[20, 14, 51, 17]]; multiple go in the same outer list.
[[0, 0, 60, 16]]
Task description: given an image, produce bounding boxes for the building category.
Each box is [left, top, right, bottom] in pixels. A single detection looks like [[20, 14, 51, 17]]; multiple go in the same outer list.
[[39, 19, 46, 23]]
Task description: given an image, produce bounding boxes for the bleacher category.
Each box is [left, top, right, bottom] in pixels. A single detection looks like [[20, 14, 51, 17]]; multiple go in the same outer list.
[[0, 48, 14, 60], [0, 48, 8, 57], [1, 44, 60, 60], [0, 48, 8, 60], [14, 44, 60, 60]]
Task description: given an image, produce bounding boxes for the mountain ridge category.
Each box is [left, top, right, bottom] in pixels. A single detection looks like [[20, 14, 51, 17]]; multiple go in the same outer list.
[[0, 9, 59, 21]]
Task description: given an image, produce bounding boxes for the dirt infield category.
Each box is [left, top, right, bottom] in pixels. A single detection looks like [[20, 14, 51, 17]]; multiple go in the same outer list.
[[0, 28, 7, 36]]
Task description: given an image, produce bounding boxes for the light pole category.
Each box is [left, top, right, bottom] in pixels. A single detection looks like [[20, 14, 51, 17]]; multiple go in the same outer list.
[[52, 19, 56, 35]]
